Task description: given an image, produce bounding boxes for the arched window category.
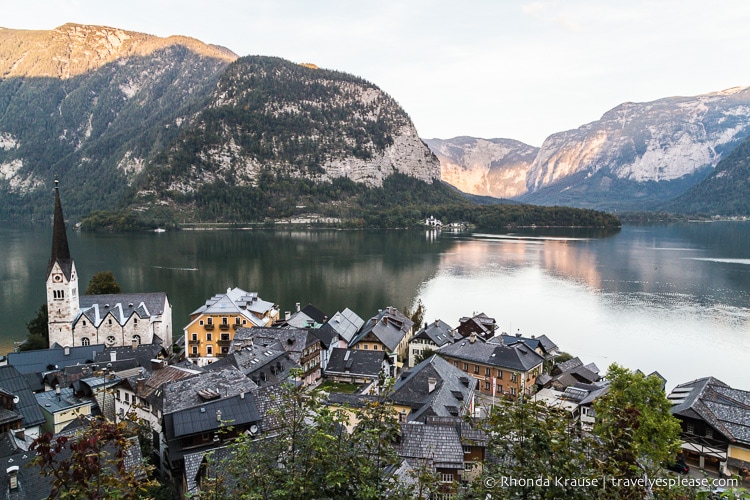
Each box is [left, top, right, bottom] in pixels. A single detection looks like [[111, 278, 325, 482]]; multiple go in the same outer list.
[[132, 335, 141, 345], [81, 337, 90, 346]]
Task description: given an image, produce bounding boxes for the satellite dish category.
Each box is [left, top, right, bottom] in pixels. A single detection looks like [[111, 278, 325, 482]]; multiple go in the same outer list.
[[250, 424, 259, 435]]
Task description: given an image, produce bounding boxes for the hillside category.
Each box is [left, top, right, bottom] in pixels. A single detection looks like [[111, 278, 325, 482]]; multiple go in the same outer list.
[[664, 134, 750, 215], [428, 88, 750, 212], [0, 24, 237, 220]]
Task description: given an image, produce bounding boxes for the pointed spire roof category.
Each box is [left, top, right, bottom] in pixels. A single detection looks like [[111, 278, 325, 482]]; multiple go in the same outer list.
[[47, 178, 74, 279]]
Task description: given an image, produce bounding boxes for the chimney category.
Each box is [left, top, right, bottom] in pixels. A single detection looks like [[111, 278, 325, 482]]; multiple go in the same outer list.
[[296, 302, 300, 312], [150, 359, 166, 371], [7, 466, 19, 490], [136, 377, 146, 394], [428, 377, 437, 393], [469, 332, 476, 344], [285, 311, 290, 321], [424, 322, 428, 330], [434, 320, 438, 327]]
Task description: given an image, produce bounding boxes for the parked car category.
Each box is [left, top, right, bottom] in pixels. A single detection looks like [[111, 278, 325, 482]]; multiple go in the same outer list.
[[665, 460, 689, 474]]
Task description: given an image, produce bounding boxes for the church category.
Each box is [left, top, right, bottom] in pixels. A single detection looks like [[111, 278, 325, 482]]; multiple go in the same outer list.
[[46, 180, 173, 350]]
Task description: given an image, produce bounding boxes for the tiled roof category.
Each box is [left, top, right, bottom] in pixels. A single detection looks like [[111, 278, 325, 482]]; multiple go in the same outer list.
[[349, 307, 413, 352], [0, 366, 45, 428], [162, 367, 258, 415], [325, 308, 365, 344], [398, 422, 464, 469], [391, 355, 475, 422], [325, 348, 386, 378], [669, 377, 750, 445], [413, 319, 456, 347], [439, 338, 544, 372]]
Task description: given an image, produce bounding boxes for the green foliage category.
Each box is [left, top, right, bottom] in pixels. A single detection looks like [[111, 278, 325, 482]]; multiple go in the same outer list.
[[85, 271, 123, 295], [402, 299, 426, 330], [80, 210, 159, 232], [30, 417, 155, 499], [19, 303, 49, 351], [206, 377, 403, 499]]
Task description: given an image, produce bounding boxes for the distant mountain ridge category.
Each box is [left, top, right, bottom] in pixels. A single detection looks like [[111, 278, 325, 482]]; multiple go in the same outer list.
[[428, 87, 750, 213], [0, 24, 439, 221]]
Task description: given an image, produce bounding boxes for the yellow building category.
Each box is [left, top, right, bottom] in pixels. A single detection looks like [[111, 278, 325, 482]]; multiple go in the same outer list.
[[35, 387, 93, 435], [184, 288, 279, 367], [349, 307, 414, 370]]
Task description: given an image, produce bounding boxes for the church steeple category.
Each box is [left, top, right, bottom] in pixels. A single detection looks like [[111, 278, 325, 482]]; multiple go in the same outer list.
[[47, 178, 72, 279]]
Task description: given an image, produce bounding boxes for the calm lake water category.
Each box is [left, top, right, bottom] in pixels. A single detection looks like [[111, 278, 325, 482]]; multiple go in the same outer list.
[[1, 223, 748, 390]]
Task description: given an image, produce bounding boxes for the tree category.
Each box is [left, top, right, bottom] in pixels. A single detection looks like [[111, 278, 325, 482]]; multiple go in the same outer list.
[[30, 417, 155, 499], [19, 303, 49, 351], [402, 299, 425, 330], [592, 363, 684, 499], [86, 271, 122, 295]]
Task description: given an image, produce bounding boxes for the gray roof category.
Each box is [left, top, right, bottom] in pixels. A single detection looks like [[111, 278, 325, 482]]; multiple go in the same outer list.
[[669, 377, 750, 446], [232, 327, 319, 365], [398, 422, 464, 469], [391, 355, 475, 422], [76, 292, 168, 328], [413, 319, 456, 347], [500, 333, 559, 356], [7, 345, 106, 375], [325, 348, 387, 378], [35, 387, 90, 414], [439, 338, 544, 372], [349, 307, 414, 352], [555, 357, 583, 374], [0, 366, 45, 428], [205, 341, 294, 387], [165, 392, 260, 440], [162, 367, 258, 415], [325, 308, 365, 344], [311, 324, 339, 349], [189, 287, 276, 326]]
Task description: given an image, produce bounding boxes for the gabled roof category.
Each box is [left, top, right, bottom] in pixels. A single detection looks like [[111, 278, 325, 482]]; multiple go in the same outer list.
[[126, 365, 200, 408], [204, 341, 294, 387], [162, 367, 258, 415], [165, 392, 260, 441], [412, 319, 456, 347], [311, 323, 339, 349], [391, 355, 475, 422], [189, 287, 277, 325], [7, 345, 106, 376], [0, 366, 45, 428], [233, 327, 319, 364], [439, 338, 544, 372], [398, 421, 464, 469], [325, 348, 387, 378], [349, 307, 414, 352], [325, 308, 365, 344], [669, 377, 750, 446], [76, 293, 168, 328], [500, 333, 559, 357]]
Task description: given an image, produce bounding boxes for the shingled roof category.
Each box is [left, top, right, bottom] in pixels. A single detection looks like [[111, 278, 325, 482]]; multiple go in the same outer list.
[[669, 377, 750, 446], [440, 338, 544, 372], [349, 307, 413, 352], [398, 422, 464, 469], [325, 348, 387, 379]]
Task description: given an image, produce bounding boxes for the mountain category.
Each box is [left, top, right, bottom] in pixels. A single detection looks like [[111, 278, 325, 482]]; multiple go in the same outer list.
[[664, 133, 750, 215], [0, 24, 441, 221], [0, 24, 237, 219], [428, 88, 750, 212], [424, 137, 537, 199]]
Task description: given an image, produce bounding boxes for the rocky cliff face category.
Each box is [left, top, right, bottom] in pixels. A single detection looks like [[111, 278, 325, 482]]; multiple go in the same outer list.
[[424, 137, 537, 199], [429, 87, 750, 211], [139, 56, 440, 201]]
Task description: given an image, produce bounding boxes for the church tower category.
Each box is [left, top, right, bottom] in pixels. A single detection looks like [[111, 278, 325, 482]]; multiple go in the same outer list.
[[46, 179, 80, 347]]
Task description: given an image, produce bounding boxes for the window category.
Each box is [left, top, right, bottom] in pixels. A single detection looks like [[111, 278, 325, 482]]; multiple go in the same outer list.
[[440, 473, 454, 483], [497, 370, 503, 379], [199, 320, 204, 326], [510, 373, 517, 382], [82, 320, 87, 326], [192, 333, 198, 341], [192, 346, 198, 355], [485, 367, 491, 376], [363, 345, 368, 350], [222, 317, 228, 325], [116, 390, 121, 401], [510, 387, 516, 396], [686, 423, 695, 434], [206, 333, 212, 341], [206, 345, 213, 355], [207, 317, 213, 325], [473, 365, 480, 374], [464, 462, 473, 471], [221, 333, 230, 341], [106, 335, 115, 345], [108, 319, 112, 325], [706, 427, 713, 438], [235, 317, 241, 325], [484, 381, 491, 391], [463, 363, 468, 371], [497, 384, 502, 393], [124, 393, 129, 403], [132, 335, 141, 345], [373, 344, 378, 350], [221, 347, 229, 354], [53, 290, 65, 300], [81, 337, 90, 346], [463, 445, 472, 454], [133, 318, 137, 325]]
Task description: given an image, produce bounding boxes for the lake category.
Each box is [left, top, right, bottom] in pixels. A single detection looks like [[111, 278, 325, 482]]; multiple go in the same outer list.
[[1, 223, 748, 390]]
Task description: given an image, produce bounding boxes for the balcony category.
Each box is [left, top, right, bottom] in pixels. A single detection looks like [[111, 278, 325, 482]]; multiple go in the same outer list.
[[188, 338, 200, 345], [219, 324, 230, 331], [204, 323, 215, 330]]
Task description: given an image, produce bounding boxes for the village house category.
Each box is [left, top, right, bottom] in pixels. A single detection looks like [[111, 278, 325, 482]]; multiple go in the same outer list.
[[0, 366, 45, 442], [324, 348, 391, 385], [499, 332, 559, 361], [668, 377, 750, 479], [456, 313, 497, 341], [183, 288, 279, 367], [204, 338, 295, 388], [408, 319, 457, 368], [34, 386, 92, 435], [439, 334, 544, 398], [349, 307, 414, 371], [324, 308, 365, 348]]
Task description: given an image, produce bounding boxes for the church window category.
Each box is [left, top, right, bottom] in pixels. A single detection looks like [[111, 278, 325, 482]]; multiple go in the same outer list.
[[108, 319, 112, 325], [83, 321, 87, 326], [133, 318, 137, 325], [106, 336, 115, 345], [132, 335, 141, 345], [81, 337, 90, 346]]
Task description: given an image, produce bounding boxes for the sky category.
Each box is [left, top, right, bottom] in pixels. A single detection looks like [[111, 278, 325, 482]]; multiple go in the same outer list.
[[5, 1, 750, 146]]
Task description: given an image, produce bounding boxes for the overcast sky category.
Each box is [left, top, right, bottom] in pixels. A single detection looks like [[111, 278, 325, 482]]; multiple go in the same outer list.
[[5, 1, 750, 145]]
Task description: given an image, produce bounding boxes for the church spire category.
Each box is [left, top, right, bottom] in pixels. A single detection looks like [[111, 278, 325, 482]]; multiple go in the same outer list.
[[48, 178, 72, 277]]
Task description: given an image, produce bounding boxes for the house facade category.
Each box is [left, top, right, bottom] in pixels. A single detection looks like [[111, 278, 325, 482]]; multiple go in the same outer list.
[[408, 319, 456, 368], [439, 335, 544, 398], [349, 307, 414, 370], [184, 288, 279, 367]]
